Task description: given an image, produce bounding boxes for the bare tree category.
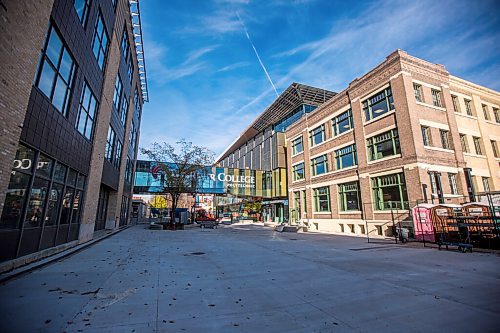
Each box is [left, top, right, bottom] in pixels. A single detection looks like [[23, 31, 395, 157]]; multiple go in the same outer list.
[[141, 139, 214, 229]]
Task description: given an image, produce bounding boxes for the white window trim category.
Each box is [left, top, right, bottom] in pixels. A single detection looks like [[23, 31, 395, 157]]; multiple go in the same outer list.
[[455, 112, 478, 120], [332, 128, 354, 140], [419, 119, 450, 130], [463, 152, 487, 159], [365, 124, 397, 140], [363, 110, 396, 127], [359, 83, 391, 103], [424, 146, 455, 153], [412, 79, 442, 91], [366, 154, 402, 165], [416, 101, 446, 112]]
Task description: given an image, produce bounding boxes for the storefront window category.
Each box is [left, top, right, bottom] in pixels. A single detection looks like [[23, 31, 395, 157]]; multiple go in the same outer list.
[[24, 177, 49, 227], [0, 173, 30, 228], [54, 162, 67, 183], [67, 169, 78, 186], [36, 154, 53, 179], [45, 183, 63, 226], [72, 190, 82, 224], [60, 188, 74, 224]]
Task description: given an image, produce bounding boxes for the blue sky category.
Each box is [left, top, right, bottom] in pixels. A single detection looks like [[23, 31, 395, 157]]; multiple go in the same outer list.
[[139, 0, 500, 157]]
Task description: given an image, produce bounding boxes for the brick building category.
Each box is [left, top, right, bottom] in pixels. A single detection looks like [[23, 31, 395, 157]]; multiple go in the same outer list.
[[0, 0, 147, 267], [286, 50, 499, 236]]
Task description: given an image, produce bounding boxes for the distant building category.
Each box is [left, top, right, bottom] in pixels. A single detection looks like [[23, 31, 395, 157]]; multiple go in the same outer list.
[[286, 50, 499, 236], [0, 0, 148, 266], [216, 83, 336, 222]]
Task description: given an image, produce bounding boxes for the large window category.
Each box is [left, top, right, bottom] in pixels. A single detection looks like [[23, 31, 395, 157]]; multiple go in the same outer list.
[[309, 125, 325, 146], [460, 134, 469, 153], [367, 129, 400, 161], [292, 163, 305, 181], [121, 30, 130, 63], [127, 57, 134, 84], [113, 75, 123, 110], [372, 173, 408, 210], [129, 121, 138, 153], [1, 145, 86, 230], [291, 136, 303, 155], [334, 144, 357, 170], [105, 127, 116, 161], [439, 129, 451, 150], [332, 110, 353, 136], [35, 25, 76, 115], [74, 0, 90, 25], [311, 154, 328, 176], [114, 140, 122, 168], [464, 99, 473, 116], [431, 89, 442, 107], [76, 82, 98, 140], [125, 157, 133, 183], [313, 187, 330, 212], [92, 12, 109, 70], [473, 136, 483, 155], [363, 87, 394, 122], [338, 181, 361, 211], [421, 126, 432, 146], [413, 83, 423, 102], [120, 95, 129, 125]]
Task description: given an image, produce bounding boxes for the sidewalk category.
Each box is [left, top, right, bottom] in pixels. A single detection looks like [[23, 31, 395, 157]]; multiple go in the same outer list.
[[0, 224, 498, 332]]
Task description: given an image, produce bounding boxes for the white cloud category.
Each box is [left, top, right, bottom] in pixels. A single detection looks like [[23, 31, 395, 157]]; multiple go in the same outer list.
[[144, 40, 219, 85]]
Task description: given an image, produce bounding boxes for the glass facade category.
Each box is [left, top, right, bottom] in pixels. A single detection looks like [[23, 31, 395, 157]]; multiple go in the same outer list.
[[35, 25, 76, 115], [0, 144, 86, 261]]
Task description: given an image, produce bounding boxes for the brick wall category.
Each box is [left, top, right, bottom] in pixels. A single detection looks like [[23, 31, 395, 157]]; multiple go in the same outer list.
[[0, 0, 55, 217]]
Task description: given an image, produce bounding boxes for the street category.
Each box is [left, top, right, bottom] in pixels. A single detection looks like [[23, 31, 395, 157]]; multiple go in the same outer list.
[[0, 223, 499, 333]]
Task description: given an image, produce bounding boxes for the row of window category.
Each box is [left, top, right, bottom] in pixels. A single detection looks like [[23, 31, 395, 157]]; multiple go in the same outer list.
[[34, 20, 141, 163], [293, 129, 401, 181], [1, 145, 86, 229], [421, 127, 452, 150], [294, 172, 409, 214], [293, 88, 395, 153], [414, 82, 500, 123], [413, 83, 443, 107]]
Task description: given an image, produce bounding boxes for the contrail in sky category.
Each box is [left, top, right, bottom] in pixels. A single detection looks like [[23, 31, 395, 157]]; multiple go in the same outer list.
[[236, 12, 279, 97]]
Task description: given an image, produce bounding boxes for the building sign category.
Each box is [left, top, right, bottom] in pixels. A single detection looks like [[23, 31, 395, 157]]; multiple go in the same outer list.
[[133, 160, 287, 198], [208, 173, 255, 188]]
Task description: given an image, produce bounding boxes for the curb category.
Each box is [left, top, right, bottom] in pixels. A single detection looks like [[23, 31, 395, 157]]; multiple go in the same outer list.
[[0, 224, 132, 284]]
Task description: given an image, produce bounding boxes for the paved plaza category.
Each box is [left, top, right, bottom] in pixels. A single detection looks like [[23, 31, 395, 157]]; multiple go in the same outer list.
[[0, 224, 499, 333]]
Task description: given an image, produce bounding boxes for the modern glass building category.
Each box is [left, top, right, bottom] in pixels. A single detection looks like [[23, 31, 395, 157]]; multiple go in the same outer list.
[[216, 83, 336, 222]]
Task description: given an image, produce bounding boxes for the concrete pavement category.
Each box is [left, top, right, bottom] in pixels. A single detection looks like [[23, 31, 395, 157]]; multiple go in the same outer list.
[[0, 223, 499, 332]]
